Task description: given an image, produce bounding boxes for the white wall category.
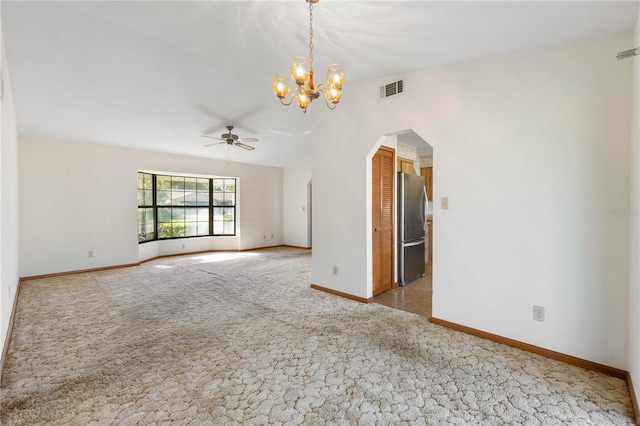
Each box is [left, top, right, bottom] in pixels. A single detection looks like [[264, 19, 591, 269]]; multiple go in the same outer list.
[[629, 9, 640, 410], [18, 135, 283, 276], [312, 34, 631, 369], [0, 20, 19, 363], [283, 151, 311, 248]]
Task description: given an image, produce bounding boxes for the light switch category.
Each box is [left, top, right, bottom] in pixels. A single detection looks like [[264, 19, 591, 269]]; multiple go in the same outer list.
[[441, 197, 448, 209]]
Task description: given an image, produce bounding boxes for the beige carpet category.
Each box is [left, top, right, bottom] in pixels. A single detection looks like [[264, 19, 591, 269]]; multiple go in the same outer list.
[[0, 247, 634, 424]]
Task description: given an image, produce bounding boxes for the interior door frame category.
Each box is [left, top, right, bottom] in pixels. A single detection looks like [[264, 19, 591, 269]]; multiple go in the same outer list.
[[307, 179, 312, 248]]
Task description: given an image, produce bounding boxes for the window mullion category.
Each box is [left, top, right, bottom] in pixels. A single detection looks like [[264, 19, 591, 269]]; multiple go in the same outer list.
[[209, 178, 214, 236], [153, 174, 158, 241]]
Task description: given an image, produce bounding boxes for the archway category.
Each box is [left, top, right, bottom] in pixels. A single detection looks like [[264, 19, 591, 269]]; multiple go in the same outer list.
[[367, 130, 434, 317]]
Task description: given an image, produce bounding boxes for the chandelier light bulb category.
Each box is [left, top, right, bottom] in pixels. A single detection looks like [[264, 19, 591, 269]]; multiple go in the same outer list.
[[290, 57, 310, 86], [272, 74, 290, 98], [328, 87, 342, 103], [327, 64, 345, 89], [297, 92, 310, 109]]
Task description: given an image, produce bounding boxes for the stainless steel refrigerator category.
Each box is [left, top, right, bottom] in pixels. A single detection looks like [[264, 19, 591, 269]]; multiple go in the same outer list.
[[398, 172, 427, 285]]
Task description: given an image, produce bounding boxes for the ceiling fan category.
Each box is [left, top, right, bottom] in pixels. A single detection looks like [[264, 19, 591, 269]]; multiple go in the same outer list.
[[201, 125, 259, 151]]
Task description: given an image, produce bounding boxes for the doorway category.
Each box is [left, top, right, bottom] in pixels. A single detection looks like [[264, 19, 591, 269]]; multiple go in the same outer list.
[[374, 131, 434, 317]]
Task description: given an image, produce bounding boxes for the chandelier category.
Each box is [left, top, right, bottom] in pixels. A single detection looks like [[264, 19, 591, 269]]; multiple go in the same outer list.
[[272, 0, 345, 113]]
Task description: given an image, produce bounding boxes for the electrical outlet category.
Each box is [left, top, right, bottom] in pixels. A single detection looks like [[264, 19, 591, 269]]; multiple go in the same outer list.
[[88, 250, 94, 258], [441, 197, 449, 209], [533, 305, 545, 322], [181, 243, 185, 249], [271, 234, 274, 239], [263, 235, 266, 240], [333, 266, 338, 275]]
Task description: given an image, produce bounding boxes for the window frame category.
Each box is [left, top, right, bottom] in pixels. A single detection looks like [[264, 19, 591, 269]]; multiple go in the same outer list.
[[212, 178, 237, 236], [137, 171, 237, 243], [137, 172, 156, 243]]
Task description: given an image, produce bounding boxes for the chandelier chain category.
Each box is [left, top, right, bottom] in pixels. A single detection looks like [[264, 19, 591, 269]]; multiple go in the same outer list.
[[309, 2, 313, 70]]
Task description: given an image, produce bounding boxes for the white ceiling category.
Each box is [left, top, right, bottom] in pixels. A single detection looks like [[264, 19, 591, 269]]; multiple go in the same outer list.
[[2, 1, 637, 167]]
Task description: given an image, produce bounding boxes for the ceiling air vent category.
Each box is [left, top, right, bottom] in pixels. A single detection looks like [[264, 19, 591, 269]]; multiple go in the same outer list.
[[379, 79, 404, 100]]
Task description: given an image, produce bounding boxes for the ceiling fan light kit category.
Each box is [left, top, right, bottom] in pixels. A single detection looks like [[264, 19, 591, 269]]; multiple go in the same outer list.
[[272, 0, 345, 113]]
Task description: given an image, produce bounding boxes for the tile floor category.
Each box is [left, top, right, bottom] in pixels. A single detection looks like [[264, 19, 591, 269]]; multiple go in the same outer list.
[[373, 262, 432, 317]]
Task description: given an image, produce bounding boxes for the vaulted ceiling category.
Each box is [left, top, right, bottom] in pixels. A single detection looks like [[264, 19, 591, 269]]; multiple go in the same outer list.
[[2, 1, 637, 167]]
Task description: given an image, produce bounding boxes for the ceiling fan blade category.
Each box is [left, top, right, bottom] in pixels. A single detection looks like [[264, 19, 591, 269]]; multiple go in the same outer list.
[[200, 135, 224, 140], [203, 141, 226, 147], [235, 142, 255, 151], [237, 137, 259, 143]]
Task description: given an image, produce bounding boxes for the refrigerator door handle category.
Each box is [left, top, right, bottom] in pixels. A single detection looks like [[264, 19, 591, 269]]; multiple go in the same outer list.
[[421, 186, 427, 230], [403, 239, 425, 248]]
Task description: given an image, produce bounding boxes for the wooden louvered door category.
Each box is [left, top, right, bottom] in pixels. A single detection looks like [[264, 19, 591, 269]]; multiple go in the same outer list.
[[372, 146, 395, 296]]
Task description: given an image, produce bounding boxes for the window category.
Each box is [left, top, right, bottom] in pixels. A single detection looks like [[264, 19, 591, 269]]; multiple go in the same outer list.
[[137, 172, 155, 242], [156, 175, 211, 238], [213, 179, 236, 235], [137, 172, 236, 242]]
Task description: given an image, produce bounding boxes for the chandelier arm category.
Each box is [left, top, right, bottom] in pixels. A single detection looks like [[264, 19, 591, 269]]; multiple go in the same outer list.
[[279, 97, 296, 107], [317, 84, 338, 110], [278, 89, 298, 106]]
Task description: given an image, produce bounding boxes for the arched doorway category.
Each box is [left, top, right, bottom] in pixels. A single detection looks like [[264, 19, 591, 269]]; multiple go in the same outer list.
[[372, 130, 434, 317]]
